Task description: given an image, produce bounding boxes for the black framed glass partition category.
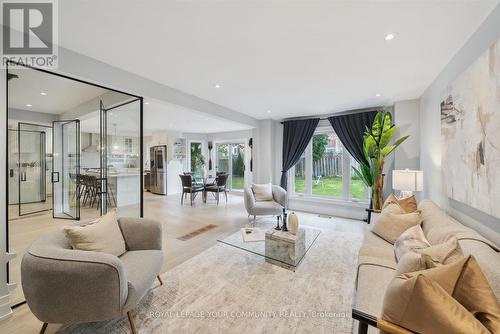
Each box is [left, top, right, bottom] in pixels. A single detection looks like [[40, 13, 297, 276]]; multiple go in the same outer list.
[[6, 61, 143, 306]]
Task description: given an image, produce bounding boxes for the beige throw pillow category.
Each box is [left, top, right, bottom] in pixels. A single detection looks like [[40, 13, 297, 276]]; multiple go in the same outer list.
[[385, 256, 500, 333], [64, 211, 126, 256], [371, 203, 422, 244], [421, 237, 464, 268], [252, 183, 273, 201], [382, 194, 418, 213], [382, 267, 491, 334], [394, 237, 464, 276], [394, 225, 430, 261]]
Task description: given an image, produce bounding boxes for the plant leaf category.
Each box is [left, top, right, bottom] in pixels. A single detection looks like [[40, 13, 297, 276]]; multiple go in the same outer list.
[[352, 166, 370, 187], [392, 135, 409, 149], [381, 145, 396, 157], [360, 163, 373, 186], [382, 112, 393, 135], [371, 112, 383, 139], [364, 135, 377, 158], [379, 125, 397, 148]]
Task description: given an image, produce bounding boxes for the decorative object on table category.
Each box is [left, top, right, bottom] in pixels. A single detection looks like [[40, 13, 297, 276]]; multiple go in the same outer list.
[[392, 169, 423, 199], [288, 212, 299, 235], [275, 215, 281, 230], [281, 208, 288, 232], [265, 228, 306, 270], [441, 37, 500, 219], [351, 111, 409, 211], [248, 138, 253, 172], [207, 141, 213, 170], [241, 227, 265, 242]]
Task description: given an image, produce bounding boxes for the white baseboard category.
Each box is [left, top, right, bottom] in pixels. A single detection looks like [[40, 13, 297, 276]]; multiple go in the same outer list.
[[0, 294, 13, 321], [288, 197, 367, 221]]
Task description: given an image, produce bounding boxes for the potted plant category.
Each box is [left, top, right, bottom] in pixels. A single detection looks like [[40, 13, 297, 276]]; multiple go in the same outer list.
[[352, 111, 409, 211]]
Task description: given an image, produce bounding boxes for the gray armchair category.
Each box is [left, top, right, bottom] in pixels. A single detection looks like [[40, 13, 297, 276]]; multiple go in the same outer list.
[[21, 217, 164, 334], [244, 185, 287, 223]]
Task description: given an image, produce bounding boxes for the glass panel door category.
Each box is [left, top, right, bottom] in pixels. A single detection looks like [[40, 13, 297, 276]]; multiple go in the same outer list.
[[101, 99, 142, 217], [216, 143, 231, 188], [52, 120, 80, 220], [231, 143, 245, 190], [216, 142, 246, 191], [18, 123, 50, 216]]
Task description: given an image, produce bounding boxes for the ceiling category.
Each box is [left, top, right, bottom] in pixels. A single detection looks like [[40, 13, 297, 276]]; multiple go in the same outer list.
[[57, 1, 498, 120], [80, 99, 252, 135], [8, 67, 107, 114]]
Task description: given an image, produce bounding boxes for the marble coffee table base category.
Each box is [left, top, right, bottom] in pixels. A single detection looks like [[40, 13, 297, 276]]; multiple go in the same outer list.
[[265, 228, 306, 270]]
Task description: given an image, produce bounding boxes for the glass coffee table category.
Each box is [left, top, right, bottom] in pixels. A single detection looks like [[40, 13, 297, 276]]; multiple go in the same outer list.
[[218, 222, 321, 270]]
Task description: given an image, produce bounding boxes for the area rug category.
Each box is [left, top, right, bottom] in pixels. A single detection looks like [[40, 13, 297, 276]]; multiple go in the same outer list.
[[56, 215, 365, 334]]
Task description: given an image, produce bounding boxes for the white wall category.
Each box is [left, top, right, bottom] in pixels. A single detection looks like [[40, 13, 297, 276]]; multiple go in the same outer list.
[[394, 99, 420, 170], [420, 6, 500, 242]]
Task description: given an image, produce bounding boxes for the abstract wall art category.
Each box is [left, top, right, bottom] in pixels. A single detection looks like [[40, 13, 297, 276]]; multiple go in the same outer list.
[[441, 37, 500, 218]]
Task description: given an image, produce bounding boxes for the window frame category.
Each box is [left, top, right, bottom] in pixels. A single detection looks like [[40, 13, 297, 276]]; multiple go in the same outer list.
[[290, 126, 369, 203]]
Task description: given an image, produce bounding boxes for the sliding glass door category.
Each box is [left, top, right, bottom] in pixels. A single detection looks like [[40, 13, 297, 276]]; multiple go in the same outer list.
[[216, 142, 246, 191], [52, 120, 80, 220]]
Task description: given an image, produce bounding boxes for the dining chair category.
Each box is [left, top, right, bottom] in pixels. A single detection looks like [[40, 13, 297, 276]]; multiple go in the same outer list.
[[204, 173, 228, 205], [179, 174, 204, 206]]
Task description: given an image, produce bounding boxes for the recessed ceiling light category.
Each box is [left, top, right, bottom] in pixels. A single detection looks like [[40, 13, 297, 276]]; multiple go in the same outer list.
[[145, 102, 149, 105], [375, 93, 382, 97], [384, 33, 396, 41], [267, 110, 271, 113], [40, 92, 47, 96], [215, 84, 221, 89], [26, 104, 32, 107], [109, 112, 113, 116]]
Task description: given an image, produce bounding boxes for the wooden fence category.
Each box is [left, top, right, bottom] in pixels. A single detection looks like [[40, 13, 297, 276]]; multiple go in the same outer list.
[[295, 152, 343, 177]]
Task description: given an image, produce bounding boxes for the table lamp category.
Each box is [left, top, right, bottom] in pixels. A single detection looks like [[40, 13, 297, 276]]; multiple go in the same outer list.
[[392, 169, 423, 199]]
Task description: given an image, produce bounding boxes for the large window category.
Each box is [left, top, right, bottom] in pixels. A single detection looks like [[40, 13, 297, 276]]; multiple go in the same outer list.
[[291, 127, 368, 202]]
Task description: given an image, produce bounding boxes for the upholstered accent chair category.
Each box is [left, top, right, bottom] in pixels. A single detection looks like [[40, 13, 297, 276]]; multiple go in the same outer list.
[[244, 185, 287, 223], [21, 217, 164, 334]]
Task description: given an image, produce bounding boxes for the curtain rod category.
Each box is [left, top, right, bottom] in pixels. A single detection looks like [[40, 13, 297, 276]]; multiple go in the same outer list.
[[279, 105, 392, 124]]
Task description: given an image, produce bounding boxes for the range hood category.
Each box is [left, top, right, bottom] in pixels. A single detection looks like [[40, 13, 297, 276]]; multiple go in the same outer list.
[[82, 133, 99, 152]]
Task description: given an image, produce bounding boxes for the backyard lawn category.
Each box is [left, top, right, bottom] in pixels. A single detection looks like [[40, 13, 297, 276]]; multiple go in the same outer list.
[[231, 175, 245, 190], [294, 176, 366, 199]]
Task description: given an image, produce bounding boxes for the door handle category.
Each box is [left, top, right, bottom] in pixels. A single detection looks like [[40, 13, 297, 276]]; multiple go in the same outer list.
[[51, 172, 59, 183], [9, 169, 14, 177], [20, 171, 27, 182]]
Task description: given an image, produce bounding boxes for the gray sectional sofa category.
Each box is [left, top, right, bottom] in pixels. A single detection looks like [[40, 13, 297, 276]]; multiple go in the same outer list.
[[353, 199, 500, 333]]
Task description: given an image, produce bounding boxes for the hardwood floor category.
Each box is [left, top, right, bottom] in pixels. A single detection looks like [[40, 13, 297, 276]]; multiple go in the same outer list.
[[1, 191, 255, 334]]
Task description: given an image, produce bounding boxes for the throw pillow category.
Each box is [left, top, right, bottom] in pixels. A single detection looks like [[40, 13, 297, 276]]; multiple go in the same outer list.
[[64, 211, 126, 256], [394, 225, 431, 261], [252, 183, 273, 201], [394, 238, 464, 276], [406, 256, 500, 333], [371, 203, 422, 244], [394, 251, 426, 276], [382, 267, 491, 334], [382, 194, 418, 213], [421, 237, 464, 267]]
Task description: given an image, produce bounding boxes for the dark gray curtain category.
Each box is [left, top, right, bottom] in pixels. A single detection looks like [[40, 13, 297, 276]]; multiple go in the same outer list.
[[280, 118, 320, 190], [328, 111, 377, 165]]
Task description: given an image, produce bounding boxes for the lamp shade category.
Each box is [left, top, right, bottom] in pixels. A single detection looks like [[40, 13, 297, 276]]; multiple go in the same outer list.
[[392, 169, 423, 192]]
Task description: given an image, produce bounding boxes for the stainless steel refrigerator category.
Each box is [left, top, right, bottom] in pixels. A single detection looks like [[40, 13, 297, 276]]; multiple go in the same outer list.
[[150, 145, 167, 195]]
